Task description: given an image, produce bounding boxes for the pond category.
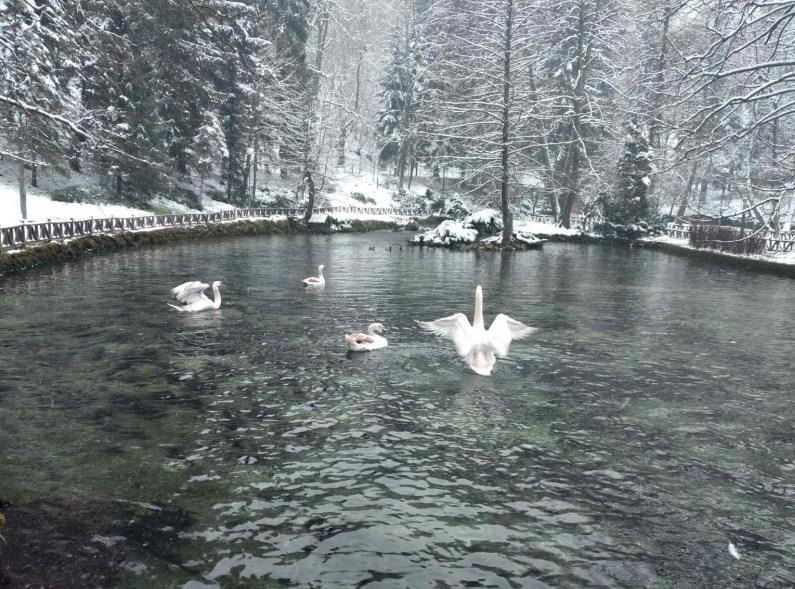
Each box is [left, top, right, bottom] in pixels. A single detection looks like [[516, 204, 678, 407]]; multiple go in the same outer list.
[[0, 232, 793, 588]]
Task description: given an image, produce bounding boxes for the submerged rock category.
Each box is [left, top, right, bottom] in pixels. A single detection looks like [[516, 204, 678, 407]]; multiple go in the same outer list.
[[0, 497, 124, 588]]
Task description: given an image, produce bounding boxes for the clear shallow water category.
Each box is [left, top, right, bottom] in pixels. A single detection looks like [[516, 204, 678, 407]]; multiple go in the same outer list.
[[0, 233, 793, 588]]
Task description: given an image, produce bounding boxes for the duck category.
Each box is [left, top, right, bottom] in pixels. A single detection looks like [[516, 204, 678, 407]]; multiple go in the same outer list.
[[345, 323, 388, 352], [302, 264, 325, 288], [169, 280, 223, 312], [418, 285, 536, 375]]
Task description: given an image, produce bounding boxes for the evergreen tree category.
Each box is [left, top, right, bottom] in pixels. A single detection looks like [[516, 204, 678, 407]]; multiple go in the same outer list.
[[376, 22, 426, 189], [0, 0, 86, 215], [606, 120, 653, 222]]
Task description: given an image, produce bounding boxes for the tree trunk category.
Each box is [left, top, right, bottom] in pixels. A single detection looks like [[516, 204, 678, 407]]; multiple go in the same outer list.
[[648, 2, 671, 152], [397, 140, 408, 189], [241, 150, 252, 206], [500, 0, 515, 246], [677, 161, 699, 217], [18, 162, 27, 220], [31, 154, 38, 188], [303, 171, 316, 224], [559, 137, 580, 229], [337, 120, 347, 167], [252, 135, 258, 205], [408, 146, 415, 189], [558, 0, 590, 229]]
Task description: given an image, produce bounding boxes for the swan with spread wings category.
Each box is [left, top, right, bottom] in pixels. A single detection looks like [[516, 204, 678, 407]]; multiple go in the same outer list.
[[168, 281, 223, 312], [418, 285, 536, 375]]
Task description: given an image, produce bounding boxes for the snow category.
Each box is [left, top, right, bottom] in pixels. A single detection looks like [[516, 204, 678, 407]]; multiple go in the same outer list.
[[0, 159, 244, 228], [467, 208, 502, 225], [321, 161, 435, 210], [0, 183, 151, 226], [412, 219, 479, 246], [148, 196, 199, 215], [515, 219, 581, 236], [413, 210, 552, 247], [480, 231, 545, 246], [329, 170, 395, 208]]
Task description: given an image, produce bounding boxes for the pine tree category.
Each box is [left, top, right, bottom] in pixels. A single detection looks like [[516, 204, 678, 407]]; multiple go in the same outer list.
[[0, 0, 86, 217], [606, 120, 653, 222], [376, 20, 426, 190]]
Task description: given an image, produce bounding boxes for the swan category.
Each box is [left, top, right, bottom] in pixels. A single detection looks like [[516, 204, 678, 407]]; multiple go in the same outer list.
[[303, 264, 325, 287], [345, 323, 388, 352], [418, 285, 536, 375], [168, 280, 223, 312]]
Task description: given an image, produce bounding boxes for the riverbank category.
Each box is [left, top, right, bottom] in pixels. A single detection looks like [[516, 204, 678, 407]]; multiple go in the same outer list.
[[637, 238, 795, 278], [4, 215, 795, 279], [0, 216, 422, 276], [0, 218, 296, 275]]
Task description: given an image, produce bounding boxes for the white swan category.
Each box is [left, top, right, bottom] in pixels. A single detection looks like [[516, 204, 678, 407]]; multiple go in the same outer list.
[[418, 285, 536, 375], [168, 280, 223, 312], [345, 323, 388, 352], [302, 264, 325, 288]]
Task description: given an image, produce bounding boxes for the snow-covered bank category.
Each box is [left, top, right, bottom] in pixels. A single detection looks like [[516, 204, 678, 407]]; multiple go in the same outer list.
[[643, 234, 795, 268], [0, 218, 294, 275]]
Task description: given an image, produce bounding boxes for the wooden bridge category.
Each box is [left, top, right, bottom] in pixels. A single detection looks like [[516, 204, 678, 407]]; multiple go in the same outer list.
[[0, 206, 425, 249], [666, 223, 795, 252]]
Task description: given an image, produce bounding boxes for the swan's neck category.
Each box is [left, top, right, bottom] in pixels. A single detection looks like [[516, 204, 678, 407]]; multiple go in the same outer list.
[[473, 286, 484, 329], [318, 266, 324, 279], [212, 284, 222, 309]]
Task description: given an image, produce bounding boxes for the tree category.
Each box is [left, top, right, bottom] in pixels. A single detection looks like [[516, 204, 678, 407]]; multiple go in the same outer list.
[[0, 0, 86, 218], [606, 119, 653, 222], [376, 14, 427, 190], [426, 0, 540, 245]]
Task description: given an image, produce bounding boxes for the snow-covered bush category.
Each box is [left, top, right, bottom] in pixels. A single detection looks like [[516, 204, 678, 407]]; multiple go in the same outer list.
[[257, 187, 297, 209], [324, 216, 353, 233], [466, 208, 502, 236], [411, 219, 478, 246], [351, 191, 377, 205], [50, 187, 94, 204], [444, 196, 470, 219], [412, 210, 544, 248], [593, 218, 666, 240], [479, 230, 543, 247]]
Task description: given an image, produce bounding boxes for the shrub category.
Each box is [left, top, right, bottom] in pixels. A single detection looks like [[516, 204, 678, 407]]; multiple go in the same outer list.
[[350, 192, 376, 205], [688, 224, 766, 255], [50, 187, 94, 203], [593, 214, 667, 240]]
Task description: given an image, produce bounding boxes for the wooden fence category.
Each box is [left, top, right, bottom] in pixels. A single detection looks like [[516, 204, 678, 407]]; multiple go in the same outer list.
[[0, 206, 426, 249], [666, 223, 795, 252], [1, 206, 592, 249]]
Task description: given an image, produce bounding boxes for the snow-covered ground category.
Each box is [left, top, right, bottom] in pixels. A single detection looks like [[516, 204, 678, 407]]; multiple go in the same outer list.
[[0, 162, 152, 226], [0, 160, 244, 227], [320, 165, 434, 210]]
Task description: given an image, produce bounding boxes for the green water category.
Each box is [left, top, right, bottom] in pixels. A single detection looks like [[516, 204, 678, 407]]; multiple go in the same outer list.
[[0, 233, 793, 588]]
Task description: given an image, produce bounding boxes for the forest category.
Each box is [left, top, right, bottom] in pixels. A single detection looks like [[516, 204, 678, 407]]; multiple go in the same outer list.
[[1, 0, 794, 238]]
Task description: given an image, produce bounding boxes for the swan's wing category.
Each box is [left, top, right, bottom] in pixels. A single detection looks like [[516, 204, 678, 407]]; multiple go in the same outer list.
[[417, 313, 475, 356], [487, 314, 537, 357], [172, 281, 209, 304]]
